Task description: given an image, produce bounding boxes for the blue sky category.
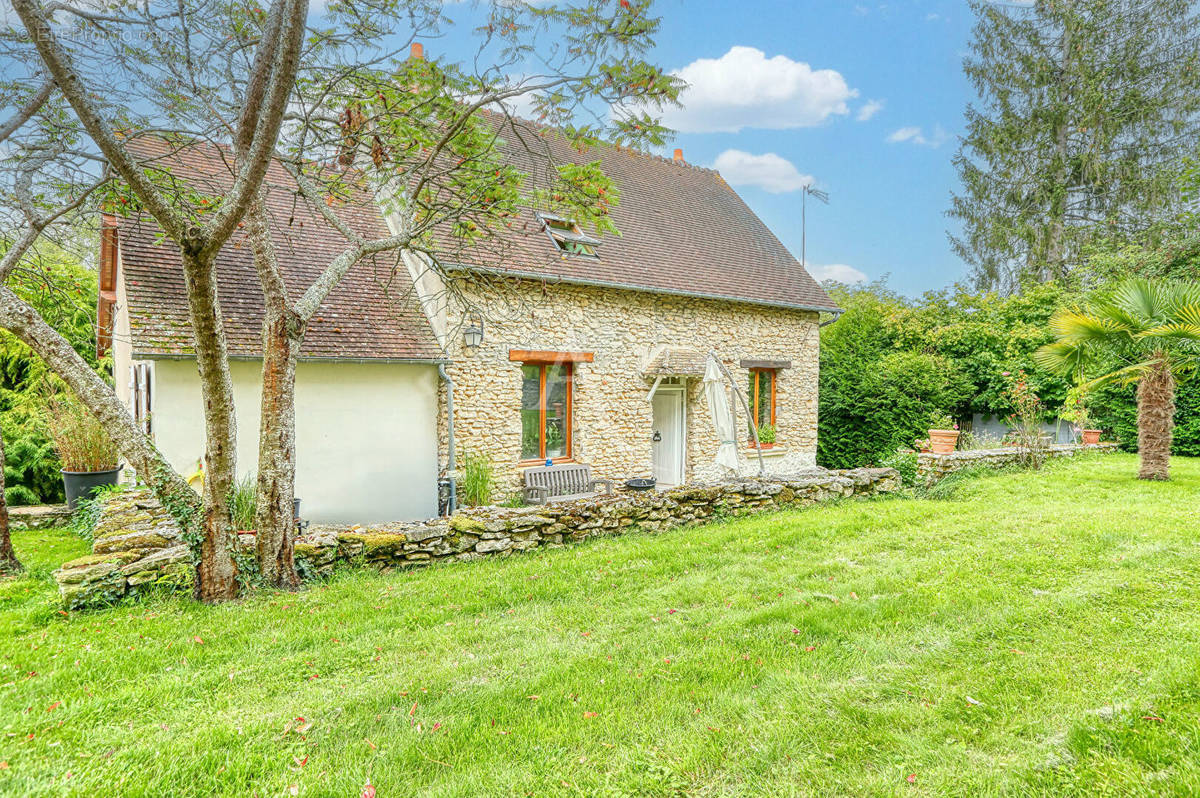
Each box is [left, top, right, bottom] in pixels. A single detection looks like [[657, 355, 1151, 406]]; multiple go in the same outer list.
[[635, 0, 977, 296]]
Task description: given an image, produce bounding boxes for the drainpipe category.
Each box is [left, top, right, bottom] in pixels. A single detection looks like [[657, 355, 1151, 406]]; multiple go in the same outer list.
[[438, 363, 457, 515]]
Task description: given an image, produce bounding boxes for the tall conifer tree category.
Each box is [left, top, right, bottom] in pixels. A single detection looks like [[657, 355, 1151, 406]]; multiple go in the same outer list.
[[951, 0, 1200, 290]]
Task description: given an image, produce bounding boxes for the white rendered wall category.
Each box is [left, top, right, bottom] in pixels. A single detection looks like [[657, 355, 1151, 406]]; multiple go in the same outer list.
[[148, 358, 440, 523]]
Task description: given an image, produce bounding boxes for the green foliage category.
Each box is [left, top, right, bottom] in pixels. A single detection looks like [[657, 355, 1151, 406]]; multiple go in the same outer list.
[[818, 283, 974, 468], [0, 248, 101, 504], [66, 482, 126, 541], [459, 451, 494, 508], [228, 473, 258, 531], [1034, 278, 1200, 389], [754, 423, 776, 445], [878, 450, 918, 487], [817, 280, 1111, 469]]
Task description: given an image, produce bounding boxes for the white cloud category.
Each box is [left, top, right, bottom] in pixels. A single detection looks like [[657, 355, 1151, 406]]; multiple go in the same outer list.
[[809, 263, 868, 284], [713, 149, 814, 194], [856, 99, 884, 121], [661, 46, 857, 134], [887, 124, 948, 147]]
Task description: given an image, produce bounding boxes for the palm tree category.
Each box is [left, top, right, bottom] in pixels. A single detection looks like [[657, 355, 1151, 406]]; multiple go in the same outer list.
[[1035, 279, 1200, 481]]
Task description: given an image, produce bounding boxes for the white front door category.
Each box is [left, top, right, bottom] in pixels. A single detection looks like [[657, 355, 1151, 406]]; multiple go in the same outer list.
[[652, 388, 685, 487]]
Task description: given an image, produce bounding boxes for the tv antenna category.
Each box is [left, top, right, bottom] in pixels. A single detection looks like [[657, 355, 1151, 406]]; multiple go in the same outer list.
[[801, 184, 829, 269]]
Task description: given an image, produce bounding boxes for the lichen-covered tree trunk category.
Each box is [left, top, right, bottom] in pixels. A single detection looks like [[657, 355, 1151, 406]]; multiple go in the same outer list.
[[1136, 354, 1176, 481], [246, 199, 302, 589], [179, 251, 240, 601], [0, 432, 22, 575], [254, 306, 302, 588]]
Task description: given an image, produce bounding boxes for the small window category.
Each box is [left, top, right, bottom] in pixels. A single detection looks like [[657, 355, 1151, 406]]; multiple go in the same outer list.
[[748, 368, 776, 436], [130, 362, 153, 437], [539, 213, 600, 257], [521, 362, 573, 460]]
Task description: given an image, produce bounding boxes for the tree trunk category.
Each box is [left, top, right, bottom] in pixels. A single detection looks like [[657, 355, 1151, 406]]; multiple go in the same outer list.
[[254, 304, 303, 589], [179, 250, 240, 601], [0, 432, 22, 576], [245, 198, 304, 589], [1136, 355, 1175, 481]]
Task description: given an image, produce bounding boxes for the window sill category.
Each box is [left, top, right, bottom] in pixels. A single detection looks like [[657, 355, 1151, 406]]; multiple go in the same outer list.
[[519, 457, 577, 468], [746, 446, 788, 457]]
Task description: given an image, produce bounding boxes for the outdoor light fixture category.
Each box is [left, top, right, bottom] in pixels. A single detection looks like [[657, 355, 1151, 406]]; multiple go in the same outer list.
[[463, 313, 484, 350]]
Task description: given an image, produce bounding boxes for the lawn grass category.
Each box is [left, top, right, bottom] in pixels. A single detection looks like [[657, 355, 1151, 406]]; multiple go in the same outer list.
[[3, 453, 1200, 796]]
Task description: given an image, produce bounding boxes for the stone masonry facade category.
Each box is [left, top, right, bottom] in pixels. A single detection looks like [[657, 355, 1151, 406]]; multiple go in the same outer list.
[[438, 278, 822, 494], [54, 468, 899, 609]]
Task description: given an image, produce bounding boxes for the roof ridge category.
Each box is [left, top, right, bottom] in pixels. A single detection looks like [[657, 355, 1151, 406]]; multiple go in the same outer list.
[[474, 106, 717, 174]]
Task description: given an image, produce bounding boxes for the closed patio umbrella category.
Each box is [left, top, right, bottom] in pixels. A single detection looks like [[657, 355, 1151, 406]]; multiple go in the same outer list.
[[703, 354, 741, 476]]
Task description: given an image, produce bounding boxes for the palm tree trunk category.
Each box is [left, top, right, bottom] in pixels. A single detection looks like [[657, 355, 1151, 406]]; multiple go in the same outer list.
[[1136, 355, 1175, 481]]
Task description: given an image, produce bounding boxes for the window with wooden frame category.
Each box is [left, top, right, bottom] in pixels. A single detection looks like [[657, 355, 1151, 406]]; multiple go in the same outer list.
[[748, 368, 776, 438], [520, 363, 573, 461]]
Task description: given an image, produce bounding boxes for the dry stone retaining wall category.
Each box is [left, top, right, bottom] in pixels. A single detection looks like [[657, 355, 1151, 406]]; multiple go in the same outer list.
[[9, 504, 72, 531], [54, 468, 900, 609], [916, 443, 1120, 485]]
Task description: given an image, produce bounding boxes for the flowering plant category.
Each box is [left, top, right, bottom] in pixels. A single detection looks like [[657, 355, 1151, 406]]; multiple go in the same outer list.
[[928, 412, 958, 431], [1002, 370, 1049, 469], [1060, 385, 1092, 431]]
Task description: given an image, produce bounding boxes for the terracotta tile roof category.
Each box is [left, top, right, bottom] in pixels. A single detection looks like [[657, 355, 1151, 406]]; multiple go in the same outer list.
[[116, 140, 442, 361], [438, 113, 839, 313]]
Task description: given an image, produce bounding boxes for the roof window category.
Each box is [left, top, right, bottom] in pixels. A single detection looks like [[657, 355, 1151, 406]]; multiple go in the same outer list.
[[538, 212, 600, 257]]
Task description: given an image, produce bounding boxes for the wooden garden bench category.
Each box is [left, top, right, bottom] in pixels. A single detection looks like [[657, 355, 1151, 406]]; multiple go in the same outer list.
[[522, 463, 614, 505]]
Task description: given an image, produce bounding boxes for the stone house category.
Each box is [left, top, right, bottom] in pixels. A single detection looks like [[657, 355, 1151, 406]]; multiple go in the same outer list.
[[100, 127, 837, 520]]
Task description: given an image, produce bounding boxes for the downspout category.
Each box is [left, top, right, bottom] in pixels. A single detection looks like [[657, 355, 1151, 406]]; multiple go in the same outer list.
[[438, 363, 457, 515]]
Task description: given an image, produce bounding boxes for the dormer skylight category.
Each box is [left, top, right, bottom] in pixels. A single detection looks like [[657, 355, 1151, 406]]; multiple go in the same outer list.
[[538, 212, 601, 257]]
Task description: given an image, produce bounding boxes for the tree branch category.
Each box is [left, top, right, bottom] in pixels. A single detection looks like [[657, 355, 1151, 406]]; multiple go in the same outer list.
[[9, 0, 188, 242], [203, 0, 309, 258], [0, 78, 53, 147]]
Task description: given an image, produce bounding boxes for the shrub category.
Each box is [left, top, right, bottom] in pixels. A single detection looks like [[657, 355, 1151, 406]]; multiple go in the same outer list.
[[459, 450, 494, 507], [819, 346, 971, 469], [879, 450, 919, 487], [755, 423, 776, 445], [1, 248, 101, 504], [1002, 371, 1050, 470], [67, 482, 126, 540]]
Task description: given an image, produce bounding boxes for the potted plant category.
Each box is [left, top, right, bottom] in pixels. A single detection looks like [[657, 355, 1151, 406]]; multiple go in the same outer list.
[[1062, 386, 1102, 445], [44, 392, 121, 509], [927, 412, 959, 454], [754, 422, 776, 449]]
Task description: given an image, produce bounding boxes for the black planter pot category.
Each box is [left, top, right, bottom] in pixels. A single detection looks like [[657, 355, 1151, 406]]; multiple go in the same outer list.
[[61, 466, 122, 510]]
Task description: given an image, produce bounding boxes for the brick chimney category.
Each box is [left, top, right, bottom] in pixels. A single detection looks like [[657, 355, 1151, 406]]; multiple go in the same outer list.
[[673, 148, 684, 163], [410, 42, 424, 60]]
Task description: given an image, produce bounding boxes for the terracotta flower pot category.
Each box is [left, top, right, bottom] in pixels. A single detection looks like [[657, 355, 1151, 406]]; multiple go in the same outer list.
[[928, 429, 959, 454], [1081, 429, 1102, 445]]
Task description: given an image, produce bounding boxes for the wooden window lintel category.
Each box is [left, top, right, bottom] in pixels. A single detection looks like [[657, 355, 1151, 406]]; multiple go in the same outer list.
[[509, 350, 594, 364]]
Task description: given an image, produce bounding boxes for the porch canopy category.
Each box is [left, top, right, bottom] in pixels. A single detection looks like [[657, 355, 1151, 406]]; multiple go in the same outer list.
[[643, 346, 707, 378]]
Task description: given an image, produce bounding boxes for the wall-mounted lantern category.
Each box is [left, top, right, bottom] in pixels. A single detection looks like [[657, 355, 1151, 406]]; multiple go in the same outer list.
[[463, 312, 484, 351]]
